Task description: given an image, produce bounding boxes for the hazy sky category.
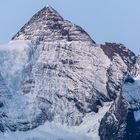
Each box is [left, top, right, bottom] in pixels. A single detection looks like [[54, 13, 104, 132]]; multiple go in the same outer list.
[[0, 0, 140, 54]]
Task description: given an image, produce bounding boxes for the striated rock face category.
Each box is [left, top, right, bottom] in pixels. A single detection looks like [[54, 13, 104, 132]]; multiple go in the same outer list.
[[12, 6, 110, 127], [1, 6, 111, 133], [101, 43, 136, 73], [0, 5, 140, 140], [20, 41, 111, 126], [12, 6, 95, 44]]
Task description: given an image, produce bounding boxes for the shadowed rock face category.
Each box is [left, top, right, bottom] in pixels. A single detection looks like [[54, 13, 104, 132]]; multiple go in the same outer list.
[[99, 55, 140, 140], [101, 43, 137, 101], [99, 95, 128, 140], [101, 43, 136, 71], [0, 5, 140, 140]]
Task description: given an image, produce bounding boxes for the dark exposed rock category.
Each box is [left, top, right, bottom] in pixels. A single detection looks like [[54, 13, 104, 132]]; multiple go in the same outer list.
[[0, 122, 5, 132], [12, 6, 96, 44], [0, 102, 4, 108], [124, 74, 135, 83], [101, 42, 136, 72], [99, 95, 128, 140]]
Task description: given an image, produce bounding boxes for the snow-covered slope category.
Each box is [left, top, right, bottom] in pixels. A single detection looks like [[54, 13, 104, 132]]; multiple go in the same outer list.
[[0, 40, 43, 133], [0, 102, 111, 140]]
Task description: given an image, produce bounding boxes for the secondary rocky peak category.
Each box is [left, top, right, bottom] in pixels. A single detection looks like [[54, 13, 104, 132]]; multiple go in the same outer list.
[[12, 6, 95, 44], [101, 42, 136, 72]]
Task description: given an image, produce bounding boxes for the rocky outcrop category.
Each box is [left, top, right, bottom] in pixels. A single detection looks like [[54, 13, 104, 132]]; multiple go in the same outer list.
[[99, 94, 128, 140], [101, 43, 136, 71], [99, 53, 140, 140]]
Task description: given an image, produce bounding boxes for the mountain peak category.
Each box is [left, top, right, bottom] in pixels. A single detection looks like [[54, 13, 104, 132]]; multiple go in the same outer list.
[[45, 4, 51, 8], [12, 6, 95, 43], [37, 5, 63, 19], [27, 5, 63, 24], [44, 4, 55, 11]]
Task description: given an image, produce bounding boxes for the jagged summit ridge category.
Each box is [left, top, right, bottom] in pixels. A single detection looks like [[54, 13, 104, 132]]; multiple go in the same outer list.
[[0, 5, 140, 140], [31, 5, 64, 21], [12, 6, 95, 43]]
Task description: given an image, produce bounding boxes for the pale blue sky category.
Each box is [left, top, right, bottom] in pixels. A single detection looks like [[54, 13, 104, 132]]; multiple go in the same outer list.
[[0, 0, 140, 54]]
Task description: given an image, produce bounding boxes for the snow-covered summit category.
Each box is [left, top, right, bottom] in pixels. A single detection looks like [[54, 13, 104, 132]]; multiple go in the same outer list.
[[12, 5, 95, 43], [0, 5, 140, 140]]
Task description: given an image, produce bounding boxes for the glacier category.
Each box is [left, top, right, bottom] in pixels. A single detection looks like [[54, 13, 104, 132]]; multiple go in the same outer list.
[[0, 102, 111, 140], [123, 73, 140, 122]]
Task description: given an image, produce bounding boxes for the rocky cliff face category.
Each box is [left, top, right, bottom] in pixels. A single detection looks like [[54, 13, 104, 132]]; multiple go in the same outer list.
[[99, 50, 140, 140], [0, 5, 139, 140]]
